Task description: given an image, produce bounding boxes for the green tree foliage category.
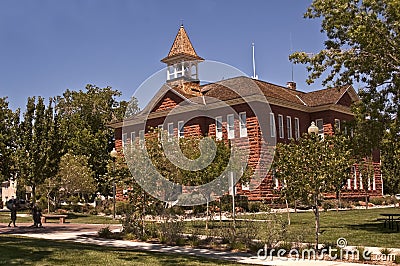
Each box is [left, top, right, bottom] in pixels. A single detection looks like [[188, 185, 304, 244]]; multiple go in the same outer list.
[[0, 97, 19, 182], [18, 97, 61, 203], [290, 0, 400, 195], [273, 134, 353, 250], [57, 153, 96, 200], [55, 84, 134, 195]]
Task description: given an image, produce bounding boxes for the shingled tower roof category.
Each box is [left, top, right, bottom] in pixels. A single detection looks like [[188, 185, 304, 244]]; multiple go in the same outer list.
[[161, 25, 204, 64]]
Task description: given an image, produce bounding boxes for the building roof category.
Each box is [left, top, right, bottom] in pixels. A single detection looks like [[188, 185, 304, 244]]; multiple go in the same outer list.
[[201, 76, 357, 107], [161, 25, 204, 63]]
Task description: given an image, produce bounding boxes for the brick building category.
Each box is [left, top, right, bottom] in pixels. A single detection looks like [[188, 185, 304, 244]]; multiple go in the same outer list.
[[110, 25, 383, 201]]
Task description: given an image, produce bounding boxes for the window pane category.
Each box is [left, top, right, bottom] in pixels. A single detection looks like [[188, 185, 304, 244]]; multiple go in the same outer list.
[[227, 114, 234, 139], [239, 112, 247, 137], [278, 115, 284, 139], [216, 116, 222, 140], [294, 118, 300, 139], [270, 113, 276, 138], [287, 116, 292, 139], [178, 121, 184, 138]]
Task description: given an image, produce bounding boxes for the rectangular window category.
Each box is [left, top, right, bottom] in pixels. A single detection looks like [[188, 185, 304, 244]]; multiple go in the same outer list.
[[239, 112, 247, 137], [139, 130, 145, 148], [270, 113, 276, 138], [334, 119, 341, 132], [373, 175, 376, 190], [122, 133, 127, 147], [158, 124, 163, 139], [316, 119, 324, 138], [287, 116, 292, 139], [294, 117, 300, 139], [216, 116, 223, 140], [130, 132, 136, 145], [178, 121, 184, 138], [278, 114, 284, 139], [227, 114, 235, 139], [168, 122, 174, 141]]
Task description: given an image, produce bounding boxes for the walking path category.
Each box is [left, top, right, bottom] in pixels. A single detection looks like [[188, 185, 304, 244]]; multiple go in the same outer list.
[[0, 223, 394, 265]]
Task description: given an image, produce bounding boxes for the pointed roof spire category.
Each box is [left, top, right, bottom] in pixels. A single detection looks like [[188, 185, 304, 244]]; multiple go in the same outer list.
[[161, 25, 204, 64]]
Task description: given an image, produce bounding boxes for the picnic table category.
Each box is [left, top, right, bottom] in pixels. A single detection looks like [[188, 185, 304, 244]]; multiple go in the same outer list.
[[379, 213, 400, 231]]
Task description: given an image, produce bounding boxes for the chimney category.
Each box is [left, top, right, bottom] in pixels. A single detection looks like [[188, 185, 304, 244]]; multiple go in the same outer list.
[[286, 81, 296, 90]]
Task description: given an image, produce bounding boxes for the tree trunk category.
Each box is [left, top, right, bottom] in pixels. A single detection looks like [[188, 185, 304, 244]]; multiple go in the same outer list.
[[206, 199, 209, 231], [313, 196, 320, 253], [285, 198, 291, 225], [142, 191, 146, 237], [219, 199, 222, 225], [31, 185, 36, 204]]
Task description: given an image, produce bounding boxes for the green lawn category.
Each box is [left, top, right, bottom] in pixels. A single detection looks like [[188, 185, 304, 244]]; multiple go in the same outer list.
[[0, 235, 242, 266], [0, 211, 119, 224], [185, 207, 400, 248]]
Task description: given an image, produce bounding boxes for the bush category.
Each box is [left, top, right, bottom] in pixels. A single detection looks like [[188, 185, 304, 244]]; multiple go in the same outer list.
[[370, 197, 386, 206], [248, 202, 261, 213], [98, 226, 113, 238], [158, 217, 184, 245], [322, 200, 335, 211], [103, 208, 112, 216]]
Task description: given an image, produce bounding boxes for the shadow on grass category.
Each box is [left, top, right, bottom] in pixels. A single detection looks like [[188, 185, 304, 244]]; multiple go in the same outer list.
[[346, 221, 399, 234], [0, 236, 234, 265]]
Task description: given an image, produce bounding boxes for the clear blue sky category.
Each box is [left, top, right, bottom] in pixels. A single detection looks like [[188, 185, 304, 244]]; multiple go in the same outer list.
[[0, 0, 328, 111]]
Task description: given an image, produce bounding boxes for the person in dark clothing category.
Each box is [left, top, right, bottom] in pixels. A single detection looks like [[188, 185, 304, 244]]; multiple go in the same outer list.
[[8, 202, 17, 227], [32, 205, 43, 227]]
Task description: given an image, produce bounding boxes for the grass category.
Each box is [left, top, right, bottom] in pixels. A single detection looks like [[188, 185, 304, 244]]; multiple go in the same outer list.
[[0, 211, 119, 224], [0, 235, 242, 266], [184, 207, 400, 248]]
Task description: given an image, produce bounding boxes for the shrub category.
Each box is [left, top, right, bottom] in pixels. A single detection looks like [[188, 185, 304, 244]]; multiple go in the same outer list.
[[322, 200, 335, 211], [98, 226, 113, 238], [103, 208, 112, 216], [248, 202, 261, 213], [370, 197, 385, 206], [356, 246, 371, 261], [158, 216, 184, 245], [380, 247, 393, 256]]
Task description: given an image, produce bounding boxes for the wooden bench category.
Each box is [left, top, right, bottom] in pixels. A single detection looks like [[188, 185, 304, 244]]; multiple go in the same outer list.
[[41, 214, 67, 224]]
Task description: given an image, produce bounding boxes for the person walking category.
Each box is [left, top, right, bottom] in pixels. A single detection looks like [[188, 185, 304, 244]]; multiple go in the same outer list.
[[8, 201, 17, 227]]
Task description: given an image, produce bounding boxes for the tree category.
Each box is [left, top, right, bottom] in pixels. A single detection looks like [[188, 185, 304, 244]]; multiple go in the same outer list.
[[273, 133, 353, 251], [0, 97, 19, 182], [18, 97, 61, 203], [57, 153, 96, 202], [290, 0, 400, 197], [55, 85, 134, 195]]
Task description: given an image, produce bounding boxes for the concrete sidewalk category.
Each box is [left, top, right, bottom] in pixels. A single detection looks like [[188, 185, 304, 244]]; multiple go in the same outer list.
[[0, 223, 382, 265]]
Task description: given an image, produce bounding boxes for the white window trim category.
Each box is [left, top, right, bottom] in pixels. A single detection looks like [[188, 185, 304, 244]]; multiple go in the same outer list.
[[270, 113, 276, 138], [167, 122, 174, 141], [278, 114, 284, 139], [316, 119, 324, 138], [130, 132, 136, 145], [139, 130, 145, 148], [227, 114, 235, 140], [287, 116, 292, 139], [239, 112, 247, 138], [122, 133, 127, 147], [347, 178, 352, 190], [216, 116, 223, 140], [334, 119, 341, 132], [178, 121, 184, 138], [353, 166, 357, 189], [294, 117, 300, 140]]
